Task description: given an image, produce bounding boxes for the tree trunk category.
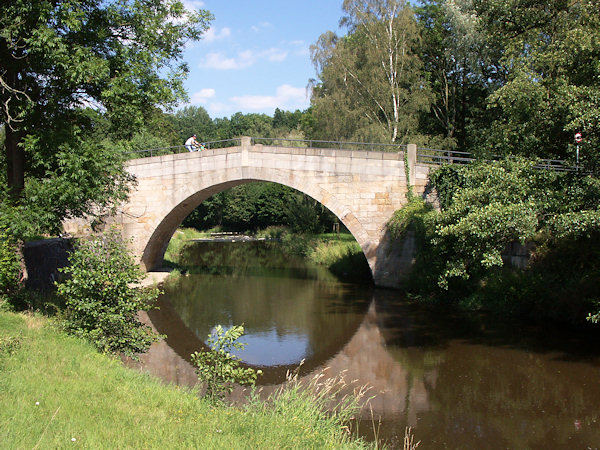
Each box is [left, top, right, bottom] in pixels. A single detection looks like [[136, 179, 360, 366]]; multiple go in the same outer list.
[[5, 125, 25, 200]]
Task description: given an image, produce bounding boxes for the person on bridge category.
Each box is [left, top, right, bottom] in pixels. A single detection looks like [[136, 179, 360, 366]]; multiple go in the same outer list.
[[185, 135, 200, 152]]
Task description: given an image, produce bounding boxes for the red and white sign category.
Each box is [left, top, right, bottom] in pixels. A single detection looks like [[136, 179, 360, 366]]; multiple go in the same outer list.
[[575, 132, 583, 143]]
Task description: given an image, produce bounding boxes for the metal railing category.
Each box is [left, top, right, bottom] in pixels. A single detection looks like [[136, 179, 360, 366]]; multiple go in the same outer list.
[[417, 147, 575, 172], [123, 136, 574, 172], [123, 138, 242, 159], [250, 137, 407, 153], [534, 158, 575, 172], [416, 147, 474, 165]]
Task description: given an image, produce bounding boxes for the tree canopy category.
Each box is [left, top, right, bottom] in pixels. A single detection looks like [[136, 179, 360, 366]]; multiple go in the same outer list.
[[309, 0, 432, 143], [0, 0, 212, 237]]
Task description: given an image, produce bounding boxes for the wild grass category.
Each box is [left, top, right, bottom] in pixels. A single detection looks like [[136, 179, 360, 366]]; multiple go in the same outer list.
[[261, 363, 371, 439], [0, 310, 373, 449], [310, 238, 363, 267], [164, 226, 372, 282], [163, 227, 211, 266]]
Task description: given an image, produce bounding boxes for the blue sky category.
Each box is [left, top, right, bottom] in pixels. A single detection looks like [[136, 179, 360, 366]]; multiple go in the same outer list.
[[180, 1, 344, 119]]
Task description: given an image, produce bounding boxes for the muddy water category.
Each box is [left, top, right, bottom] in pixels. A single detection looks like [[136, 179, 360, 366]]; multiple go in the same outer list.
[[129, 241, 600, 448]]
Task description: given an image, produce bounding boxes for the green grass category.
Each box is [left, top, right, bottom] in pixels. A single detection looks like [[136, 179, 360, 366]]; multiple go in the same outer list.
[[164, 227, 212, 266], [0, 310, 371, 449], [164, 227, 372, 282]]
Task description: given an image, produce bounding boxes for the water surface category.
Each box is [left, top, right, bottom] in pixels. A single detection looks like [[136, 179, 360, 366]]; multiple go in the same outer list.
[[130, 241, 600, 448]]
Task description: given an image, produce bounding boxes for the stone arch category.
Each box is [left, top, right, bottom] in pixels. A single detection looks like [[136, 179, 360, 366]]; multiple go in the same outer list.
[[140, 169, 374, 275]]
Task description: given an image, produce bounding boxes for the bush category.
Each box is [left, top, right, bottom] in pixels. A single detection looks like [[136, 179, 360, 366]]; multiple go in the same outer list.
[[56, 228, 161, 359], [0, 230, 21, 300], [191, 325, 261, 403]]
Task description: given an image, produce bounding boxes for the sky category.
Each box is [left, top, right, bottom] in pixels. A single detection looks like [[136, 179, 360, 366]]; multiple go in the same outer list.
[[180, 1, 345, 119]]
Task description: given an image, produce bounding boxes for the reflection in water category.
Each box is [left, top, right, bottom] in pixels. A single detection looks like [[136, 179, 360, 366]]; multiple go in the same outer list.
[[128, 241, 600, 448], [161, 241, 370, 376]]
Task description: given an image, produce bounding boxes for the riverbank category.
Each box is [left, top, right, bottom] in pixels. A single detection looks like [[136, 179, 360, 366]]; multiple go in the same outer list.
[[0, 309, 371, 449], [165, 227, 372, 283]]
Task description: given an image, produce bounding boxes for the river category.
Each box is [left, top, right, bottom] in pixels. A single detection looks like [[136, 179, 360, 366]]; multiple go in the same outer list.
[[128, 240, 600, 448]]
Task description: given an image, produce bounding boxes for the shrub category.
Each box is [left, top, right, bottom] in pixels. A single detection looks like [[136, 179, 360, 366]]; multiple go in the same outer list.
[[56, 228, 161, 359], [0, 230, 21, 300], [191, 325, 261, 403]]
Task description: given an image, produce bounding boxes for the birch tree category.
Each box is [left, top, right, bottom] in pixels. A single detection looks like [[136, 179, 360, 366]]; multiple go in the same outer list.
[[309, 0, 431, 143]]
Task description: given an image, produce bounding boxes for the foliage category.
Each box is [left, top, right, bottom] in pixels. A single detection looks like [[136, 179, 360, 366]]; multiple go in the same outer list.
[[0, 229, 20, 299], [183, 182, 336, 234], [309, 0, 431, 143], [466, 0, 600, 165], [415, 0, 498, 151], [56, 228, 161, 359], [309, 237, 371, 282], [191, 325, 262, 403], [402, 158, 600, 323], [255, 226, 287, 240], [0, 0, 212, 236], [388, 197, 435, 241], [430, 158, 551, 287]]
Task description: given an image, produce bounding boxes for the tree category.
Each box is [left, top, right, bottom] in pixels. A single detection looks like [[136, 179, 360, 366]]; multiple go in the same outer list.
[[170, 105, 216, 144], [415, 0, 500, 150], [0, 0, 212, 236], [309, 0, 432, 143], [465, 0, 600, 165], [191, 325, 261, 403], [427, 157, 600, 289]]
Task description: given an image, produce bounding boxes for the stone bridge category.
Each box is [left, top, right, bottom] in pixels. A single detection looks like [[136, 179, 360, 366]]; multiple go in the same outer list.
[[70, 137, 438, 288]]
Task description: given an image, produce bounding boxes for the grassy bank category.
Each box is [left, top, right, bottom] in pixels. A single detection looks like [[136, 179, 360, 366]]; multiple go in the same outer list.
[[0, 310, 370, 449], [165, 227, 372, 283], [283, 232, 371, 282]]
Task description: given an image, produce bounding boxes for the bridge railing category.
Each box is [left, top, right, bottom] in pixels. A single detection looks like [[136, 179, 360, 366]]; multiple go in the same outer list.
[[250, 137, 407, 153], [534, 158, 576, 172], [416, 147, 474, 165], [123, 137, 575, 172], [123, 138, 242, 159], [417, 146, 576, 172]]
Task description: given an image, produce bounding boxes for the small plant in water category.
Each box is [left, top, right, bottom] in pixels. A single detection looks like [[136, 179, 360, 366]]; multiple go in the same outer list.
[[191, 324, 262, 403]]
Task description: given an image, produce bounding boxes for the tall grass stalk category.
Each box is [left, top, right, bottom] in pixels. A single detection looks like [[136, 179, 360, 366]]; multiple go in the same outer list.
[[404, 426, 420, 450], [248, 362, 372, 446]]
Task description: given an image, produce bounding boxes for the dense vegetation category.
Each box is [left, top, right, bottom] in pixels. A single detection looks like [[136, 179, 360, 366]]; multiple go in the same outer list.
[[56, 229, 162, 358], [388, 159, 600, 323]]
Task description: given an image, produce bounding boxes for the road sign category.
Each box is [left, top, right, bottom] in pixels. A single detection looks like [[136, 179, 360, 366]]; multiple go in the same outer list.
[[575, 132, 583, 143]]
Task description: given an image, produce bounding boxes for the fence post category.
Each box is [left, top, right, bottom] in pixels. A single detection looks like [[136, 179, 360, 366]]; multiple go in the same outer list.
[[407, 143, 417, 188]]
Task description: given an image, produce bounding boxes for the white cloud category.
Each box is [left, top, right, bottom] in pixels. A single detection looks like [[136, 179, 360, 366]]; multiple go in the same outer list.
[[203, 27, 231, 42], [190, 88, 216, 104], [182, 0, 205, 10], [251, 22, 273, 32], [262, 48, 288, 62], [199, 47, 288, 70], [200, 52, 250, 70], [230, 84, 308, 111]]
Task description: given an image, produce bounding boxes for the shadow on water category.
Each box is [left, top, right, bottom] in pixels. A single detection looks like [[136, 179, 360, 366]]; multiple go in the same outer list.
[[130, 241, 600, 449]]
